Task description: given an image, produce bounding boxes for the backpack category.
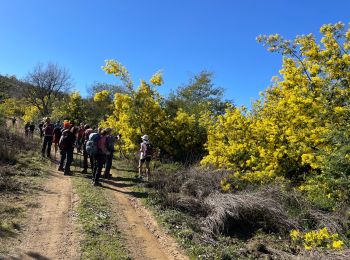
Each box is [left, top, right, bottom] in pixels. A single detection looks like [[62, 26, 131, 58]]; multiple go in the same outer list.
[[44, 123, 54, 136], [86, 133, 100, 156], [106, 136, 115, 152], [144, 142, 153, 157], [59, 129, 70, 150]]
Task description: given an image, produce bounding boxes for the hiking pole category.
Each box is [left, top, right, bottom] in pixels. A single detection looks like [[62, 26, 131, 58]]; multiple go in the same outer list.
[[74, 151, 78, 172]]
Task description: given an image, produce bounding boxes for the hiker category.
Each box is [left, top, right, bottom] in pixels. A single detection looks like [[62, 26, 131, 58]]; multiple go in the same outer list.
[[58, 125, 78, 175], [76, 123, 85, 153], [24, 122, 30, 137], [55, 120, 61, 128], [82, 124, 94, 174], [11, 116, 16, 127], [138, 135, 153, 180], [53, 121, 64, 158], [28, 122, 35, 138], [90, 128, 109, 186], [38, 121, 44, 139], [103, 128, 116, 178], [41, 117, 54, 158]]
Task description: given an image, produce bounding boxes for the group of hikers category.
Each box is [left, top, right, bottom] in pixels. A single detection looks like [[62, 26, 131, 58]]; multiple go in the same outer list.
[[36, 117, 153, 186]]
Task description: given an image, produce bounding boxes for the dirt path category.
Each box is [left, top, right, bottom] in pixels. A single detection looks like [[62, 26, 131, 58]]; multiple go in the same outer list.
[[102, 174, 189, 260], [9, 166, 80, 260]]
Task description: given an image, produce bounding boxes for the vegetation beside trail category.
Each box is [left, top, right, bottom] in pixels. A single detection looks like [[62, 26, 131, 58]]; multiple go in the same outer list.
[[0, 124, 48, 255], [72, 173, 130, 260], [114, 159, 350, 259]]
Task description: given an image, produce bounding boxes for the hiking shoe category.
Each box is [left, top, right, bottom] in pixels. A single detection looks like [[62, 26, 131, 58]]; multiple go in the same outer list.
[[93, 182, 101, 186]]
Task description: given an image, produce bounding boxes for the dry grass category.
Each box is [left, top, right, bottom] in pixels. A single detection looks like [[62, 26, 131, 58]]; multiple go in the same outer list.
[[202, 191, 299, 237], [0, 125, 39, 163]]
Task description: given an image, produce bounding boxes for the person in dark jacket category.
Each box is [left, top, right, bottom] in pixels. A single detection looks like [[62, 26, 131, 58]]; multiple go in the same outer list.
[[58, 126, 78, 175], [82, 124, 94, 174], [29, 122, 35, 139], [103, 128, 116, 178], [41, 118, 54, 158], [38, 121, 44, 139], [92, 128, 109, 186], [53, 122, 63, 158]]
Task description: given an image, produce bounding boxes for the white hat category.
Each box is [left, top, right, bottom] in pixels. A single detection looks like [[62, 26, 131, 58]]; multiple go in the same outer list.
[[141, 135, 149, 141]]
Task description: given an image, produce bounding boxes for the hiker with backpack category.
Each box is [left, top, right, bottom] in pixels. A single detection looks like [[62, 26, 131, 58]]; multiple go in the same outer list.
[[76, 123, 85, 154], [24, 122, 30, 137], [87, 128, 109, 186], [103, 128, 116, 179], [38, 121, 44, 140], [138, 135, 153, 180], [11, 116, 16, 127], [28, 122, 35, 138], [41, 118, 54, 158], [82, 124, 94, 174], [58, 125, 78, 175], [53, 121, 64, 158]]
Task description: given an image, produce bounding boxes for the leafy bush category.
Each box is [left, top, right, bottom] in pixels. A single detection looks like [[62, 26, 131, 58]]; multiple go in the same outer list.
[[290, 227, 344, 250]]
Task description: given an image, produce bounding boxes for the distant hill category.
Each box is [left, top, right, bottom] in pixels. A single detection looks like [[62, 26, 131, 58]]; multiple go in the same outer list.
[[0, 74, 28, 100]]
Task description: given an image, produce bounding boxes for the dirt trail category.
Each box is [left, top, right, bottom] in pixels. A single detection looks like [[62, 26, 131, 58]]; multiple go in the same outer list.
[[102, 174, 189, 260], [9, 166, 80, 260], [5, 156, 188, 259]]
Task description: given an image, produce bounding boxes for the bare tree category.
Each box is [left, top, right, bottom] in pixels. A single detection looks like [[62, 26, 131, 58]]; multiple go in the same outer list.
[[24, 62, 72, 116]]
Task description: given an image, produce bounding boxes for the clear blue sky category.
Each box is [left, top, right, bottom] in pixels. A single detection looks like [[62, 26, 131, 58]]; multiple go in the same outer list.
[[0, 0, 349, 107]]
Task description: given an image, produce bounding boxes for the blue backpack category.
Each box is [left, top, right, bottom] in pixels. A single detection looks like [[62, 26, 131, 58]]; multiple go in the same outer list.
[[86, 133, 100, 155]]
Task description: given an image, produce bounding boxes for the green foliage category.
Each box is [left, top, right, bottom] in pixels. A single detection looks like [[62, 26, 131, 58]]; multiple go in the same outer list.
[[300, 125, 350, 210], [51, 92, 89, 124], [166, 71, 229, 117]]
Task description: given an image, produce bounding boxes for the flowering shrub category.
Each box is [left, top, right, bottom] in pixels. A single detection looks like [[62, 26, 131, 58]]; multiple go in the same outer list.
[[202, 22, 350, 198], [290, 227, 344, 250]]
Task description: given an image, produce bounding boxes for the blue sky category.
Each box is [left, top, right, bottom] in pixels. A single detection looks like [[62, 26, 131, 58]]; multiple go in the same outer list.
[[0, 0, 349, 107]]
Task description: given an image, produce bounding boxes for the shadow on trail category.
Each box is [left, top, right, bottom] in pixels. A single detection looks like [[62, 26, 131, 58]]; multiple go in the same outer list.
[[26, 252, 50, 260], [101, 184, 148, 199], [9, 251, 50, 260], [0, 227, 17, 239], [109, 175, 140, 183], [114, 168, 137, 173], [101, 179, 135, 188]]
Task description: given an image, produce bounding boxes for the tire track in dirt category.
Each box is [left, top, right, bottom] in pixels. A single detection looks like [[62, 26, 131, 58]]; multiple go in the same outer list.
[[9, 167, 80, 260], [102, 174, 189, 260]]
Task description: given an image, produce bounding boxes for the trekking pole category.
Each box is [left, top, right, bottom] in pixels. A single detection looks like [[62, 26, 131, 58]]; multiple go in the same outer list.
[[74, 151, 78, 172]]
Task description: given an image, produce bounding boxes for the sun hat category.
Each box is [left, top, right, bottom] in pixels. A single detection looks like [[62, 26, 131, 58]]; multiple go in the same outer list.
[[141, 135, 149, 141], [63, 120, 71, 127]]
